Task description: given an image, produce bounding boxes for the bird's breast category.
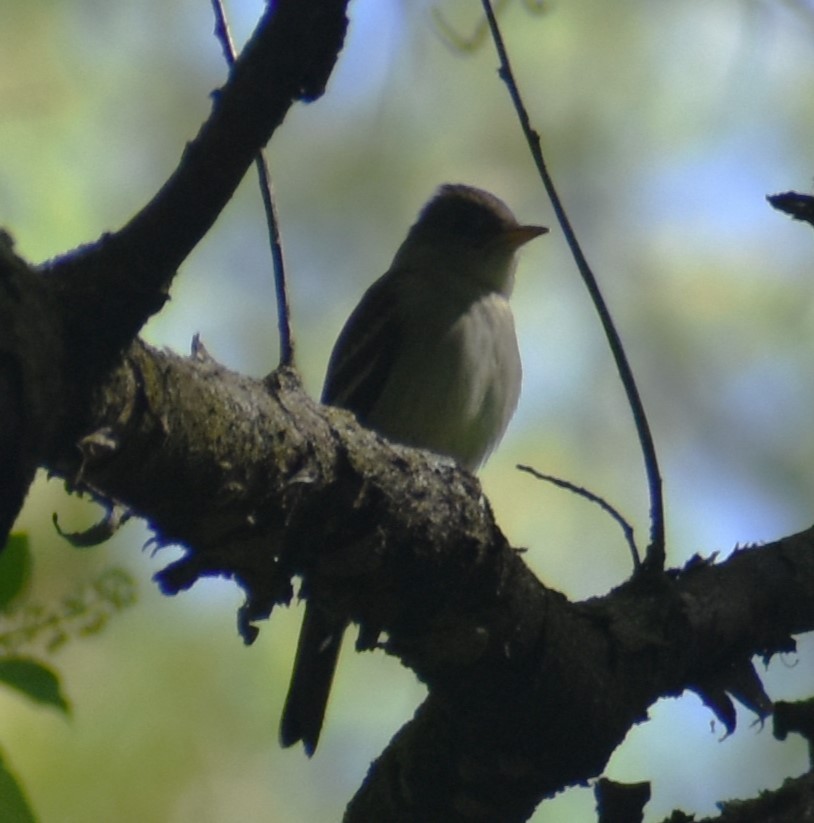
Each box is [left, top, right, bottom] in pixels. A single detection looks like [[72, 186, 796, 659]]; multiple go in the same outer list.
[[367, 291, 521, 470]]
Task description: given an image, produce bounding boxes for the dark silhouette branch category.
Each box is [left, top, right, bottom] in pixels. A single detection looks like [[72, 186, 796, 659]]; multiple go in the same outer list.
[[480, 0, 664, 571], [39, 332, 814, 822], [596, 778, 651, 823], [0, 0, 349, 545], [43, 0, 346, 372], [517, 463, 639, 567], [211, 0, 295, 368], [653, 770, 814, 823], [0, 236, 62, 540], [768, 191, 814, 229]]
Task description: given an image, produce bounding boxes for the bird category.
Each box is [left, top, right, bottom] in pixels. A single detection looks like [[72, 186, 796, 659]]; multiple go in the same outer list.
[[279, 183, 548, 755]]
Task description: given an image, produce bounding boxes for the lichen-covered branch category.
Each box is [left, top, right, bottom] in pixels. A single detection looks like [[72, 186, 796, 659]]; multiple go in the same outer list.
[[41, 335, 814, 822]]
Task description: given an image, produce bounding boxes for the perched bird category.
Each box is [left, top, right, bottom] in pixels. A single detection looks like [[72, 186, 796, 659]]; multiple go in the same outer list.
[[280, 183, 547, 755]]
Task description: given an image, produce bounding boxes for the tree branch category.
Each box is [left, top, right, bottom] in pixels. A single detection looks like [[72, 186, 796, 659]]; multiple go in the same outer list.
[[43, 0, 348, 368], [480, 0, 664, 569], [43, 335, 814, 822], [0, 236, 62, 539], [654, 770, 814, 823], [0, 0, 349, 544], [211, 0, 295, 367]]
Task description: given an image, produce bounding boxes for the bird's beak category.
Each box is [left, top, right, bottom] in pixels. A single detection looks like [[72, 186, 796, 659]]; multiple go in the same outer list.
[[502, 224, 549, 249]]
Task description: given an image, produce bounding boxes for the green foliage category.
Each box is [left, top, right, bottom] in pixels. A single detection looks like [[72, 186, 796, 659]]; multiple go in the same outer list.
[[0, 658, 69, 715], [0, 535, 32, 611], [0, 534, 138, 823], [0, 751, 36, 823], [0, 566, 137, 654]]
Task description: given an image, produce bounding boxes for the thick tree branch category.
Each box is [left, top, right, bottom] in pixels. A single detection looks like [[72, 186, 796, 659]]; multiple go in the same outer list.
[[45, 336, 814, 821], [655, 770, 814, 823], [43, 0, 348, 367], [0, 237, 62, 539], [0, 1, 349, 543]]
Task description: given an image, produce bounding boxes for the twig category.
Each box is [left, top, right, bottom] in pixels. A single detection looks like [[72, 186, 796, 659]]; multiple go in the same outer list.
[[432, 0, 545, 54], [517, 465, 640, 569], [480, 0, 665, 572], [768, 191, 814, 229], [211, 0, 295, 367], [432, 0, 510, 52]]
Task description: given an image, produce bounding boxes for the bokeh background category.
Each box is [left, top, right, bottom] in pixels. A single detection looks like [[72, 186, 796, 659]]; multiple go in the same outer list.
[[2, 0, 814, 820]]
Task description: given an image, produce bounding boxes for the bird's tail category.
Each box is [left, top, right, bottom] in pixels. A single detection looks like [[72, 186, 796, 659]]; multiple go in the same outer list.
[[279, 602, 346, 756]]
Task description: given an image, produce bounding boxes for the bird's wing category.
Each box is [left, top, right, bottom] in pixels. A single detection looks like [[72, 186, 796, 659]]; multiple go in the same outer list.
[[321, 272, 404, 420], [280, 274, 405, 755]]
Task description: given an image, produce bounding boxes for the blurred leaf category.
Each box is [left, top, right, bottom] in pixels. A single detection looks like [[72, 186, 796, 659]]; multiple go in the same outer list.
[[0, 658, 70, 715], [92, 567, 137, 612], [0, 535, 32, 611], [0, 751, 37, 823]]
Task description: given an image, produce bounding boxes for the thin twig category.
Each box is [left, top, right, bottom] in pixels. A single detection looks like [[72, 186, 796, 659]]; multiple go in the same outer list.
[[480, 0, 665, 571], [432, 0, 510, 52], [768, 191, 814, 229], [211, 0, 295, 367], [517, 464, 640, 569]]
